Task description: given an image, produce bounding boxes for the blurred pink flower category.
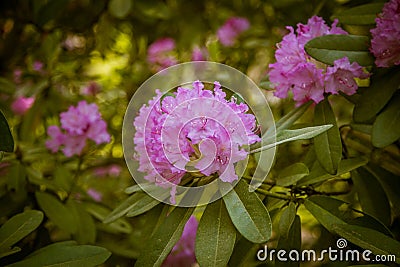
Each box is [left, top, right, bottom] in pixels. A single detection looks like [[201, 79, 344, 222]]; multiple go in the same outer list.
[[81, 81, 101, 96], [87, 188, 102, 202], [33, 61, 44, 72], [13, 68, 22, 84], [269, 16, 368, 105], [94, 164, 122, 177], [147, 38, 178, 71], [370, 0, 400, 67], [134, 81, 260, 203], [46, 101, 110, 157], [163, 216, 198, 267], [191, 46, 208, 61], [217, 17, 250, 47], [11, 96, 35, 115]]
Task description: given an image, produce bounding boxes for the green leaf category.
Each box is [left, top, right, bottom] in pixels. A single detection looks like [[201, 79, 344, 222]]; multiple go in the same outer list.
[[314, 100, 342, 174], [331, 3, 385, 25], [195, 199, 236, 267], [297, 157, 367, 186], [354, 68, 400, 122], [332, 224, 400, 264], [352, 169, 391, 226], [35, 191, 77, 234], [7, 241, 111, 267], [250, 125, 333, 153], [278, 202, 296, 239], [305, 34, 374, 66], [108, 0, 132, 19], [0, 210, 43, 256], [276, 215, 301, 267], [67, 201, 96, 244], [135, 207, 193, 267], [372, 93, 400, 147], [0, 78, 16, 94], [35, 0, 70, 27], [0, 111, 14, 153], [276, 163, 309, 186], [223, 180, 272, 243], [126, 195, 161, 218]]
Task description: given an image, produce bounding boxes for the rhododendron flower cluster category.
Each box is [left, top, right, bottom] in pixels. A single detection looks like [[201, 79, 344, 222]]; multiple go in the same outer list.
[[163, 216, 198, 267], [46, 101, 110, 157], [217, 17, 250, 47], [134, 81, 260, 203], [147, 38, 178, 71], [269, 16, 369, 105], [370, 0, 400, 67], [11, 96, 35, 115]]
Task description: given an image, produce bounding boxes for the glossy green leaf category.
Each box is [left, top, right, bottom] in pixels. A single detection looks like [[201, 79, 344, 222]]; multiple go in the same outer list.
[[297, 157, 367, 186], [276, 215, 301, 267], [278, 202, 296, 239], [195, 199, 236, 267], [332, 3, 385, 25], [67, 201, 96, 244], [305, 34, 374, 66], [0, 210, 43, 256], [7, 241, 111, 267], [228, 237, 260, 267], [134, 207, 193, 267], [372, 93, 400, 147], [354, 68, 400, 122], [352, 169, 391, 226], [332, 224, 400, 264], [223, 180, 272, 243], [276, 163, 309, 186], [35, 191, 77, 234], [0, 111, 14, 153], [314, 100, 342, 174], [251, 124, 333, 153]]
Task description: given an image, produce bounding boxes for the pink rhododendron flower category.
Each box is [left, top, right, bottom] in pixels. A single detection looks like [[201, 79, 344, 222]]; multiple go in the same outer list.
[[370, 0, 400, 67], [11, 96, 35, 115], [13, 68, 22, 84], [87, 188, 102, 202], [33, 61, 44, 72], [147, 38, 178, 71], [134, 81, 260, 203], [217, 17, 250, 47], [269, 16, 369, 105], [81, 81, 101, 96], [191, 46, 208, 61], [163, 216, 198, 267], [94, 164, 122, 177], [46, 101, 110, 157]]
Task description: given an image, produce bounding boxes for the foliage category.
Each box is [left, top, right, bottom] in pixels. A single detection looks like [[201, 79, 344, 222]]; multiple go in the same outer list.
[[0, 0, 399, 266]]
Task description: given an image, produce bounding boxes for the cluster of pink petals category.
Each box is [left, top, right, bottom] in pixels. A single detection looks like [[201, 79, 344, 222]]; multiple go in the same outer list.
[[87, 188, 102, 202], [93, 164, 122, 177], [217, 17, 250, 47], [11, 96, 35, 115], [134, 81, 260, 202], [269, 16, 369, 105], [147, 38, 178, 71], [370, 0, 400, 67], [163, 216, 198, 267], [191, 46, 208, 61], [46, 101, 110, 157]]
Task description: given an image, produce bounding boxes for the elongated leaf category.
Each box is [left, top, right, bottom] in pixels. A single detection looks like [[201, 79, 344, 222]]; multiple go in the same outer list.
[[305, 34, 374, 66], [135, 207, 193, 267], [126, 194, 161, 217], [0, 111, 14, 153], [0, 77, 16, 94], [195, 199, 236, 267], [228, 237, 260, 267], [352, 169, 391, 226], [7, 241, 111, 267], [372, 93, 400, 147], [250, 125, 333, 154], [278, 202, 296, 239], [297, 157, 367, 186], [0, 210, 43, 255], [276, 163, 309, 186], [223, 180, 271, 243], [314, 100, 342, 174], [276, 215, 301, 267], [35, 191, 77, 234], [67, 200, 96, 244], [332, 224, 400, 264], [354, 68, 400, 122], [332, 3, 385, 25]]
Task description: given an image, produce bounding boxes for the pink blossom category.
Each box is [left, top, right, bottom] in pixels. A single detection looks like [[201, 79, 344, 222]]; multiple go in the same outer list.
[[163, 216, 198, 267], [13, 68, 22, 84], [81, 81, 101, 96], [11, 96, 35, 115], [94, 164, 122, 177], [217, 17, 250, 47], [134, 81, 260, 203], [33, 61, 44, 72], [269, 16, 368, 105], [87, 188, 102, 202], [46, 101, 110, 157], [370, 0, 400, 67], [147, 38, 178, 71], [191, 46, 208, 61], [325, 57, 370, 95]]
